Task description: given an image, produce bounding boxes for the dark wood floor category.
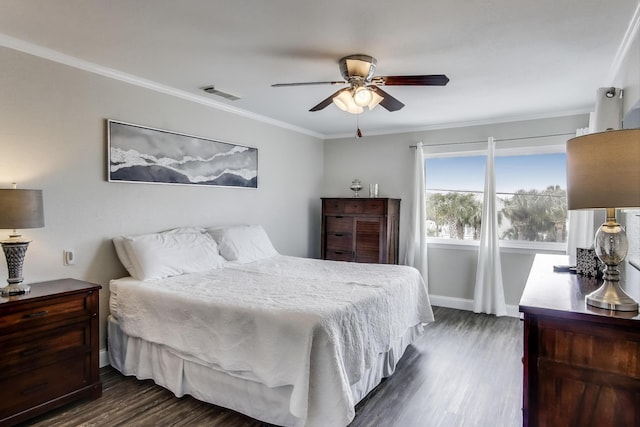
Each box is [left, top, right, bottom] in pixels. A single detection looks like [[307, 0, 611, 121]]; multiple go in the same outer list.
[[20, 307, 523, 427]]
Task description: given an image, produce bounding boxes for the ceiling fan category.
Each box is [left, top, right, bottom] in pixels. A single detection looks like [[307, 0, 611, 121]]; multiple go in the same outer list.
[[272, 54, 449, 114]]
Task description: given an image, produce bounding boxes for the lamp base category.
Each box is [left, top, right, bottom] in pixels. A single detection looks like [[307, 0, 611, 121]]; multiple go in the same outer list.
[[0, 282, 30, 297], [1, 240, 31, 296], [586, 280, 639, 312]]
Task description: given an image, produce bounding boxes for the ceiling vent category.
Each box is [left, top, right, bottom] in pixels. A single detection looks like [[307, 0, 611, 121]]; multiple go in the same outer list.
[[202, 86, 241, 101]]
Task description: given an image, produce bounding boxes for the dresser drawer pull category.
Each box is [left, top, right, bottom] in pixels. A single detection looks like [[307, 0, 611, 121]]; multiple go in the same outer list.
[[21, 346, 46, 357], [334, 233, 344, 237], [22, 382, 49, 396], [334, 251, 344, 255], [335, 216, 343, 218], [24, 310, 48, 318]]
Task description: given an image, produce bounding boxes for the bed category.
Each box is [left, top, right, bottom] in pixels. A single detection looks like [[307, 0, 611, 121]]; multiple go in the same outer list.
[[108, 225, 433, 427]]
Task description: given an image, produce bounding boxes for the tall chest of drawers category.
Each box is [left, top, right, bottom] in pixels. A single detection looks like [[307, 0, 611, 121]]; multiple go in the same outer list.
[[321, 198, 400, 264], [0, 279, 102, 426]]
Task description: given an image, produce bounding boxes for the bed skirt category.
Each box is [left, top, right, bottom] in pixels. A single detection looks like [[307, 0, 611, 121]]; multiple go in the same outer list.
[[108, 315, 423, 426]]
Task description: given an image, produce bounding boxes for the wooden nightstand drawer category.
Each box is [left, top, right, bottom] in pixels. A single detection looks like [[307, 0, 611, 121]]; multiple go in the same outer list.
[[0, 322, 89, 375], [0, 279, 101, 426], [0, 292, 91, 335], [0, 356, 88, 420]]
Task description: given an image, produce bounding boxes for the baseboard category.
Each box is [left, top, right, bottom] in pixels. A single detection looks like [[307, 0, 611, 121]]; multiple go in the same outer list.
[[100, 349, 110, 368], [429, 294, 521, 318]]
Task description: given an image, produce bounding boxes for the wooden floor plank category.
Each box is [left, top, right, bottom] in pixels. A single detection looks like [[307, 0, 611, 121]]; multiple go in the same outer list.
[[19, 307, 522, 427]]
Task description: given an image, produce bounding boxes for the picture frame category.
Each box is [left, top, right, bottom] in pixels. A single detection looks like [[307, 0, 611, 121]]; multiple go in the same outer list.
[[107, 120, 258, 188]]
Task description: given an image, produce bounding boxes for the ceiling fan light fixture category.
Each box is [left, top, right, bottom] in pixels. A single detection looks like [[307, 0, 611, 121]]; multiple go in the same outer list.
[[333, 90, 363, 114], [368, 91, 384, 110], [353, 86, 373, 107]]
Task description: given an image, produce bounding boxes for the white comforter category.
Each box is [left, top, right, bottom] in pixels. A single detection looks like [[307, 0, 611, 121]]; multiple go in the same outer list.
[[110, 256, 433, 426]]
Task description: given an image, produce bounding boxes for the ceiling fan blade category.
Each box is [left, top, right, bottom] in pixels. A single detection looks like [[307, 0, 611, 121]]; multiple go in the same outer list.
[[309, 88, 349, 112], [371, 87, 405, 111], [373, 74, 450, 86], [272, 81, 345, 87]]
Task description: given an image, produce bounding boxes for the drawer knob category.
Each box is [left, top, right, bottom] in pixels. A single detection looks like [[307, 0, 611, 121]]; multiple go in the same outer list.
[[335, 233, 343, 237], [24, 310, 48, 319], [335, 251, 343, 255]]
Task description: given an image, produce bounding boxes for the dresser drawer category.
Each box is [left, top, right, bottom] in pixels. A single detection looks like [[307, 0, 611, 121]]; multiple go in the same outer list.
[[0, 356, 89, 420], [0, 322, 89, 375], [326, 216, 353, 233], [324, 250, 355, 262], [326, 233, 352, 251], [343, 199, 364, 214], [362, 199, 385, 214], [538, 318, 640, 377], [0, 292, 92, 335], [323, 199, 344, 213]]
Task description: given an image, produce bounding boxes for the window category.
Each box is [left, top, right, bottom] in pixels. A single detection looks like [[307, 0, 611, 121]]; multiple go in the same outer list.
[[425, 142, 567, 250]]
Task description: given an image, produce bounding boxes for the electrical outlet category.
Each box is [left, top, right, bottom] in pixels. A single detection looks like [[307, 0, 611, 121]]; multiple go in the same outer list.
[[64, 250, 75, 265]]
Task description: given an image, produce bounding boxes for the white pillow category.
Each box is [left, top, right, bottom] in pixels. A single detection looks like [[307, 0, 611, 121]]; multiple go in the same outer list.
[[113, 227, 206, 277], [114, 227, 224, 280], [207, 225, 278, 263]]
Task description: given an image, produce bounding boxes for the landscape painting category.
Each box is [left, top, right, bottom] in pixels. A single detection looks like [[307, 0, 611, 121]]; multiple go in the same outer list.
[[108, 120, 257, 188]]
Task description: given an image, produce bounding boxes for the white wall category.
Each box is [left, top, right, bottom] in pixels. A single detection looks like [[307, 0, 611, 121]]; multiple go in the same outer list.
[[323, 114, 589, 309], [0, 47, 325, 350]]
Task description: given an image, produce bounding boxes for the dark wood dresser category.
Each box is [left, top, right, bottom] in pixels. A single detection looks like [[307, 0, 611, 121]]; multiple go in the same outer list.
[[0, 279, 102, 426], [519, 254, 640, 427], [321, 197, 400, 264]]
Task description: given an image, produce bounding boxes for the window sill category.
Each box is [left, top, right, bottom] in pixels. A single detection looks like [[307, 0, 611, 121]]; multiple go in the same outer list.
[[426, 238, 566, 255]]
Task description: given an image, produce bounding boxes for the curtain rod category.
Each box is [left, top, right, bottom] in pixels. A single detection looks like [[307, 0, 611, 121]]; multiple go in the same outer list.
[[409, 132, 576, 148]]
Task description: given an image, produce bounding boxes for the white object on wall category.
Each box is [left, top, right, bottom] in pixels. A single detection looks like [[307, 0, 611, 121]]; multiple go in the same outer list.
[[593, 87, 623, 132]]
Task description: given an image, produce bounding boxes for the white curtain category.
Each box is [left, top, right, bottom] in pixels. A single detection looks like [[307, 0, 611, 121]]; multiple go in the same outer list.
[[403, 142, 428, 285], [473, 137, 507, 316]]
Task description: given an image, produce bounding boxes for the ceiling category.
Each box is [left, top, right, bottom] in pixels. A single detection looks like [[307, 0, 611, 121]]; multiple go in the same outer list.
[[1, 0, 638, 139]]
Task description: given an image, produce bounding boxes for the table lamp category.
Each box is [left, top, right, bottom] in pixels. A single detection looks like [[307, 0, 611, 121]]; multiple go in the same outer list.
[[0, 185, 44, 296], [566, 128, 640, 312]]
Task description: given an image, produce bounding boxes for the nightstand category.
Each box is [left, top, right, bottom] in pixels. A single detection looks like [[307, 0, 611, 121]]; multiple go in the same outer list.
[[0, 279, 102, 426]]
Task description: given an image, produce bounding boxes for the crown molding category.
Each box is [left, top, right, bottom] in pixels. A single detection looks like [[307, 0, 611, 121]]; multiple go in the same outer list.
[[0, 33, 324, 140]]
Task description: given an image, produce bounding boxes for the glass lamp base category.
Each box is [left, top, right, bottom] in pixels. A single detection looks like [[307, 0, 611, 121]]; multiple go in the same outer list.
[[586, 281, 639, 312], [0, 282, 30, 297]]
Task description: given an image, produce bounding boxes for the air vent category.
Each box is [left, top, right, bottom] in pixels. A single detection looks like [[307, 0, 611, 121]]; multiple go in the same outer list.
[[202, 86, 241, 101]]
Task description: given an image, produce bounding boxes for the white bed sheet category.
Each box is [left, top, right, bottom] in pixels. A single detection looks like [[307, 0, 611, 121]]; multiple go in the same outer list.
[[109, 256, 433, 426]]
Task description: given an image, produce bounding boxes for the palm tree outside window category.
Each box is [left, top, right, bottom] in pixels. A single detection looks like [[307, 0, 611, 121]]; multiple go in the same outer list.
[[425, 152, 567, 248]]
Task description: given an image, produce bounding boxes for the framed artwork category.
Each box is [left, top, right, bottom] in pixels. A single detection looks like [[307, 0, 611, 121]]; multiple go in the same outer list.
[[107, 120, 257, 188]]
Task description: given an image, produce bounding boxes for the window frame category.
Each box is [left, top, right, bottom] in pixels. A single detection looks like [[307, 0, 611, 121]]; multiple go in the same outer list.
[[423, 140, 568, 254]]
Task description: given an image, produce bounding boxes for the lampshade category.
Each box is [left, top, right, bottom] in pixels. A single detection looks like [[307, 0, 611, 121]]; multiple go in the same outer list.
[[0, 189, 45, 231], [566, 129, 640, 210]]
